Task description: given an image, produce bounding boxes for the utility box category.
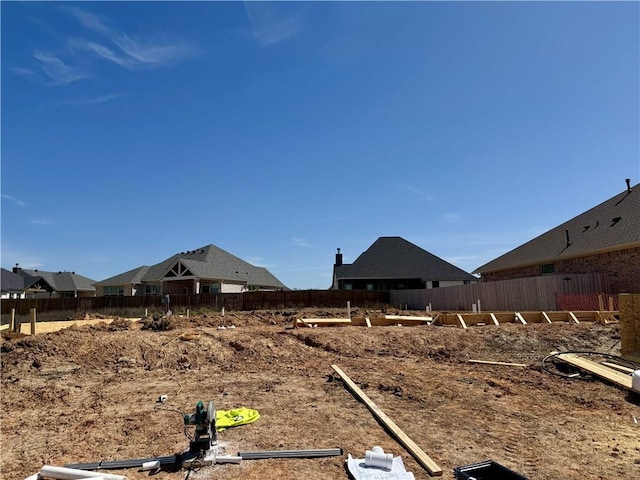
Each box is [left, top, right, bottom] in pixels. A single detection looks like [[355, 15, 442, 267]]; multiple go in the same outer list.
[[453, 460, 528, 480]]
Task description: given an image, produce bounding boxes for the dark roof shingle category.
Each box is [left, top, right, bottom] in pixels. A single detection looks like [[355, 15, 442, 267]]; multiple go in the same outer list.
[[335, 237, 477, 282], [474, 183, 640, 274]]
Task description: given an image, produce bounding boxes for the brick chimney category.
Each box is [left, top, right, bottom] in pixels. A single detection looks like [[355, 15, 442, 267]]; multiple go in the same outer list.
[[335, 248, 343, 267]]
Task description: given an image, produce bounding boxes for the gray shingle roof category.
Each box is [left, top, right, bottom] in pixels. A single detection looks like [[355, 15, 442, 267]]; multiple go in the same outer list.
[[94, 266, 150, 286], [1, 268, 28, 292], [335, 237, 478, 282], [20, 269, 97, 292], [99, 244, 287, 289], [474, 182, 640, 274]]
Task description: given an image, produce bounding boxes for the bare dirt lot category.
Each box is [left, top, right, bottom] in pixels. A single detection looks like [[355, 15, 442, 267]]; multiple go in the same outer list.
[[1, 308, 639, 480]]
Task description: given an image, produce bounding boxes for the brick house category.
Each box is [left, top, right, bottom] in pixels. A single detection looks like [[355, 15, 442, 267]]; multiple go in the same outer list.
[[474, 180, 640, 294]]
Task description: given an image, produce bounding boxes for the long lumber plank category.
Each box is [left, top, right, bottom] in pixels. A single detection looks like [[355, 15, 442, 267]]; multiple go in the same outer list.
[[600, 361, 635, 374], [553, 352, 633, 390], [331, 364, 443, 476], [468, 359, 529, 367], [384, 315, 433, 321], [295, 318, 352, 328]]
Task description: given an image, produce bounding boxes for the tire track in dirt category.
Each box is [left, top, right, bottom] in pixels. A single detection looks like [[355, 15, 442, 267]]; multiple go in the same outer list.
[[500, 416, 541, 479]]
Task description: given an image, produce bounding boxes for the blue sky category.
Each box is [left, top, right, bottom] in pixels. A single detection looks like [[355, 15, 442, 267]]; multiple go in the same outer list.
[[2, 1, 638, 290]]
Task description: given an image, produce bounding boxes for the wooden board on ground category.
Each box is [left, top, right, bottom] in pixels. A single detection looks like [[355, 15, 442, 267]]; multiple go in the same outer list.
[[552, 351, 633, 391], [468, 359, 529, 367], [19, 318, 142, 335], [384, 315, 433, 322], [294, 318, 352, 328], [331, 364, 443, 476]]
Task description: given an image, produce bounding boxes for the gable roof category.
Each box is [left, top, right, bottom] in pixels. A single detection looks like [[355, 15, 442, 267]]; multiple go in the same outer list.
[[98, 244, 287, 289], [474, 182, 640, 274], [335, 237, 478, 282], [94, 266, 150, 286], [1, 268, 28, 293], [20, 269, 97, 292]]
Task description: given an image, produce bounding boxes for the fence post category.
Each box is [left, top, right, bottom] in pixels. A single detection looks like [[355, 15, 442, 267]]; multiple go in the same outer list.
[[30, 308, 37, 335], [10, 308, 16, 333]]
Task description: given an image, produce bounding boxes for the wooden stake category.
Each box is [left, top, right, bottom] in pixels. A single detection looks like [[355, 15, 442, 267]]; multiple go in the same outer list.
[[331, 364, 443, 476], [10, 308, 16, 332], [598, 294, 605, 312], [30, 308, 36, 335]]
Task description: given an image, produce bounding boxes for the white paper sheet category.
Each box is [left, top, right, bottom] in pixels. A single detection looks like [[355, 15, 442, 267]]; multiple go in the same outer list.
[[346, 453, 415, 480]]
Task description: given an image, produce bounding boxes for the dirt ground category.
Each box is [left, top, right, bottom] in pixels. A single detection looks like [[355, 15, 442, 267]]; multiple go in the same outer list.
[[1, 308, 639, 480]]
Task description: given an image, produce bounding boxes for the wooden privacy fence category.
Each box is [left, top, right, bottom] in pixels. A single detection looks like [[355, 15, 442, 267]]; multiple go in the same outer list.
[[1, 290, 389, 316], [390, 273, 612, 311]]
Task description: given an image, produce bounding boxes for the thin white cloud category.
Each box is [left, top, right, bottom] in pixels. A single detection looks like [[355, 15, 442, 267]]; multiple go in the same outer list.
[[397, 184, 434, 201], [68, 39, 135, 69], [29, 219, 55, 225], [1, 246, 44, 272], [9, 66, 37, 79], [291, 237, 313, 248], [62, 5, 109, 34], [33, 51, 89, 85], [65, 7, 196, 69], [112, 34, 194, 67], [54, 92, 123, 107], [244, 2, 302, 46], [442, 213, 461, 223], [1, 194, 25, 207]]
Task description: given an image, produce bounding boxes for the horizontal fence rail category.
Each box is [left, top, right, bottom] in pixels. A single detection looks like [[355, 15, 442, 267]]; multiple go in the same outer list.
[[391, 273, 612, 311], [1, 290, 390, 316]]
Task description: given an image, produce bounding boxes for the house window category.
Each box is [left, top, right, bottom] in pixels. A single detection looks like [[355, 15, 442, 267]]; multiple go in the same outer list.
[[145, 285, 159, 296], [344, 283, 352, 290], [200, 282, 219, 294], [366, 284, 374, 291], [432, 281, 439, 288], [104, 286, 124, 296], [540, 264, 555, 275], [60, 291, 75, 298]]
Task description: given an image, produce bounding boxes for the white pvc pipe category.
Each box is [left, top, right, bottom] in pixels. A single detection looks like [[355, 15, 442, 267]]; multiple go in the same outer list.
[[216, 455, 242, 464], [40, 466, 127, 480], [141, 460, 160, 471], [23, 474, 39, 480]]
